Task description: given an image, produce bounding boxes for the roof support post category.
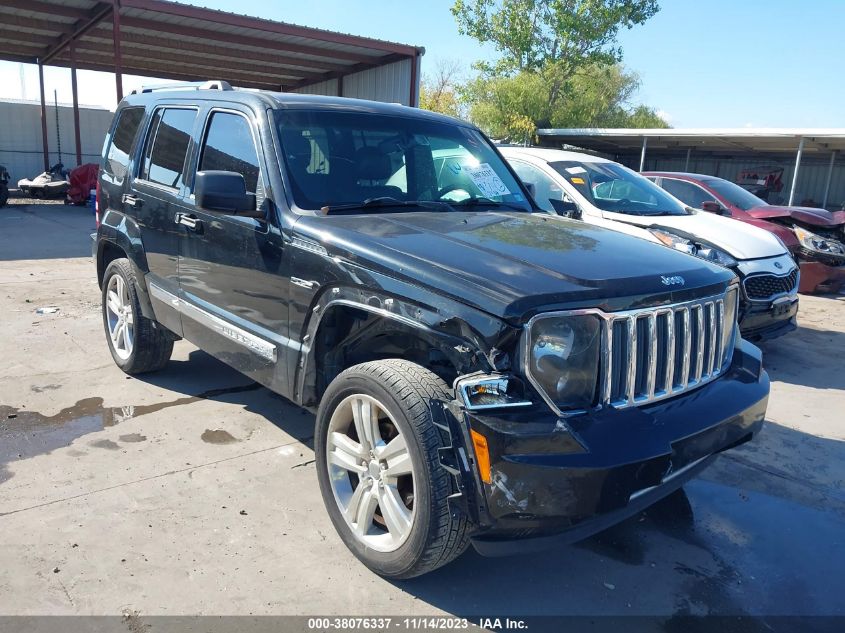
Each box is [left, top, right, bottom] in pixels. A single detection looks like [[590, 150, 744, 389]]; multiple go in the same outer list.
[[408, 52, 419, 107], [684, 147, 692, 171], [788, 137, 805, 206], [337, 74, 344, 97], [70, 40, 82, 166], [639, 136, 648, 172], [822, 150, 837, 209], [38, 62, 50, 171], [112, 0, 123, 102]]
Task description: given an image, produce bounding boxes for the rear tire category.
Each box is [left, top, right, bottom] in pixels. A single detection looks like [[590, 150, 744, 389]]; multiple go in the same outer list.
[[101, 258, 173, 374], [315, 359, 470, 579]]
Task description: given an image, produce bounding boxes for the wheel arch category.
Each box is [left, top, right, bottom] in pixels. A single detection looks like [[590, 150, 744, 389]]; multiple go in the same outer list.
[[295, 292, 506, 408]]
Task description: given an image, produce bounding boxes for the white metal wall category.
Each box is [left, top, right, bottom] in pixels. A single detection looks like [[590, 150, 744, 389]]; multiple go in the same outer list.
[[292, 57, 417, 106], [0, 99, 113, 183]]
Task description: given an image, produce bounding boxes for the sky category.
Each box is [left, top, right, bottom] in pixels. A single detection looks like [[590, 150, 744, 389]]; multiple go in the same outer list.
[[0, 0, 843, 127]]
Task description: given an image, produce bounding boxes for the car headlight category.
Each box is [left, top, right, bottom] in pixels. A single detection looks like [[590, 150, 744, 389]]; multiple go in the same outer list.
[[793, 226, 845, 256], [525, 314, 601, 411], [649, 229, 738, 267]]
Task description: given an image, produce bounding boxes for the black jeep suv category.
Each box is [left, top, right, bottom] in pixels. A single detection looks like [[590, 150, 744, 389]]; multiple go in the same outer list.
[[94, 81, 769, 578]]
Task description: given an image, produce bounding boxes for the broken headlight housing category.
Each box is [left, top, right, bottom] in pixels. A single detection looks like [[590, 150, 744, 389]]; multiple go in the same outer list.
[[793, 226, 845, 260], [649, 229, 738, 268], [524, 313, 602, 413]]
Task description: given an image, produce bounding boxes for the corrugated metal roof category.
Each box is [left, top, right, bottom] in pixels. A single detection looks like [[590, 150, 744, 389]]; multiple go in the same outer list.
[[537, 128, 845, 155], [0, 0, 423, 91]]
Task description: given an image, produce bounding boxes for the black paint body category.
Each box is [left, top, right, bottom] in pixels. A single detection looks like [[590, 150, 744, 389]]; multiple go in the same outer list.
[[94, 89, 769, 552]]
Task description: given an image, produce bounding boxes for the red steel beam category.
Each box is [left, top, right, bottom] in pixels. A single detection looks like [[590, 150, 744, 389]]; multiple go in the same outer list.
[[70, 39, 307, 80], [0, 0, 92, 20], [38, 63, 49, 171], [112, 0, 123, 102], [60, 49, 300, 85], [41, 2, 114, 64], [70, 41, 83, 166], [50, 56, 283, 91], [409, 52, 418, 107], [118, 0, 418, 57], [118, 16, 379, 64], [82, 26, 352, 73]]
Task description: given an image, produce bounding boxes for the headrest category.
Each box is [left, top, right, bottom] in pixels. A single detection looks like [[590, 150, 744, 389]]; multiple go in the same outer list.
[[282, 131, 312, 163], [355, 146, 392, 181]]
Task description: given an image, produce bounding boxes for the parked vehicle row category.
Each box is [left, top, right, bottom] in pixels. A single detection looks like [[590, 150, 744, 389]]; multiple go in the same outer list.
[[500, 147, 799, 342], [643, 171, 845, 294], [94, 84, 769, 578]]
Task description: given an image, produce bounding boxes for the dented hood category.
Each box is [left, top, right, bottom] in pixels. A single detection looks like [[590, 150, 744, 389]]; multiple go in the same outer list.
[[294, 211, 733, 322], [747, 205, 845, 227]]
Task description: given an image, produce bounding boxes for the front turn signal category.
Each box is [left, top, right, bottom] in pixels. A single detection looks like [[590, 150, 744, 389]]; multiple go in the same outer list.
[[470, 429, 492, 484]]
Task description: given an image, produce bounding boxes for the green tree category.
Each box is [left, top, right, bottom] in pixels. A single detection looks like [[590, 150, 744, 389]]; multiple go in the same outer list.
[[463, 63, 668, 141], [451, 0, 662, 134]]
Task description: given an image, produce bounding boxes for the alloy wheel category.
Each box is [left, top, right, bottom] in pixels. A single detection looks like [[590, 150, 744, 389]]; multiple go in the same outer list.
[[105, 273, 134, 360], [326, 394, 417, 552]]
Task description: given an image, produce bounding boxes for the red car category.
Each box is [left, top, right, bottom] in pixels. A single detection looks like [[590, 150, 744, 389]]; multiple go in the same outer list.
[[644, 172, 845, 293]]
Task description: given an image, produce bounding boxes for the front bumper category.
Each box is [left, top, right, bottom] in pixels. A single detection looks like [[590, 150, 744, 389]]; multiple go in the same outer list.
[[456, 339, 768, 555], [739, 295, 798, 342]]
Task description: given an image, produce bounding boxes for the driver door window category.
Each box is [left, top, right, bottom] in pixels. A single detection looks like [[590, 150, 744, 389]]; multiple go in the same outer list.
[[198, 111, 261, 195]]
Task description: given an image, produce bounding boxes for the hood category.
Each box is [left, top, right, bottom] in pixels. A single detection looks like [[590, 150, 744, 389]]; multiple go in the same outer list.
[[294, 211, 734, 322], [604, 210, 787, 260], [747, 205, 845, 227]]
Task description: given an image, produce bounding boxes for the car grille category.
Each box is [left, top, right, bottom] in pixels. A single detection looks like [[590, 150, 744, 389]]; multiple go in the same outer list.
[[743, 269, 798, 301], [602, 290, 737, 410]]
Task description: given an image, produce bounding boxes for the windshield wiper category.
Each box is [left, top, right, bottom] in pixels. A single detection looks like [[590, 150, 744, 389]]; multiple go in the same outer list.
[[320, 197, 453, 214], [449, 197, 527, 212]]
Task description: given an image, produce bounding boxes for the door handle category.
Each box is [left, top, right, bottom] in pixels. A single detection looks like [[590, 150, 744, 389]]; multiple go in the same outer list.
[[122, 194, 143, 208], [175, 212, 203, 232]]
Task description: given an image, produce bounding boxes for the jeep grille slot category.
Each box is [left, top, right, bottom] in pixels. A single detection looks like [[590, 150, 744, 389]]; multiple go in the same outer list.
[[603, 293, 735, 410]]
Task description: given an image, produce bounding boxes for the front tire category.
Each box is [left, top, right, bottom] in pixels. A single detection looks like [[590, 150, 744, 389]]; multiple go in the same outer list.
[[101, 258, 173, 374], [315, 360, 469, 578]]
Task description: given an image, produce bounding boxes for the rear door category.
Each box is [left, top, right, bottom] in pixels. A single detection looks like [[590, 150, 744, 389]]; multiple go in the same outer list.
[[131, 105, 199, 335], [175, 106, 291, 390]]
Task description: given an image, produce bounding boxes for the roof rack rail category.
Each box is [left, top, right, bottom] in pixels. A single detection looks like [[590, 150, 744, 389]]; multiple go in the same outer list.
[[131, 80, 233, 95]]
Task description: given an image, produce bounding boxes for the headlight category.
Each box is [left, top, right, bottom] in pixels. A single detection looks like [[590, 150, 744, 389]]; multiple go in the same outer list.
[[793, 226, 845, 256], [649, 229, 738, 267], [526, 314, 601, 411], [721, 285, 739, 365]]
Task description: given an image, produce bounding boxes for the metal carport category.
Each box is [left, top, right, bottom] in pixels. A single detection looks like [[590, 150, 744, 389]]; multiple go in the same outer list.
[[537, 128, 845, 207], [0, 0, 423, 170]]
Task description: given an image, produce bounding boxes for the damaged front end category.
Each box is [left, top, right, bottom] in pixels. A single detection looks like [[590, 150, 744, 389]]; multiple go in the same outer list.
[[789, 223, 845, 293], [439, 288, 770, 556]]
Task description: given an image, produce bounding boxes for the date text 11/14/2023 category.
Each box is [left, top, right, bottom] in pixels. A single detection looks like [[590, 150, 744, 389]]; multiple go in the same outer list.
[[306, 617, 528, 630]]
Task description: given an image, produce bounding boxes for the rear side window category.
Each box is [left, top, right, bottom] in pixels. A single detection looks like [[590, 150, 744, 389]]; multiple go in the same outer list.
[[660, 178, 714, 208], [104, 107, 144, 179], [198, 112, 260, 193], [140, 108, 197, 189]]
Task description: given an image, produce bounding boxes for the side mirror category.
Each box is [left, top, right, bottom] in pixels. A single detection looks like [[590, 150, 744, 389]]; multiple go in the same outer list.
[[523, 181, 537, 198], [195, 170, 257, 214], [549, 197, 582, 220], [701, 200, 724, 214]]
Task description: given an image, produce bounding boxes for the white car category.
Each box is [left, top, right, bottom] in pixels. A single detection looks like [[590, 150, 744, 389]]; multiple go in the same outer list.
[[500, 146, 799, 341]]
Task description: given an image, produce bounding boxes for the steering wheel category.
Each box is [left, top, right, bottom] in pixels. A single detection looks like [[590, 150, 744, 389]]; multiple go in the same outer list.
[[437, 184, 472, 201]]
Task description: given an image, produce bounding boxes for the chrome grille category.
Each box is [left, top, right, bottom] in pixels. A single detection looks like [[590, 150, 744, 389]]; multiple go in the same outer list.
[[604, 294, 734, 409], [743, 269, 799, 301]]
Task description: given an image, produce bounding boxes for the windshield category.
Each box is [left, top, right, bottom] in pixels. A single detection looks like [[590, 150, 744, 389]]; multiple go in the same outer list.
[[275, 110, 531, 213], [549, 160, 688, 216], [703, 178, 767, 211]]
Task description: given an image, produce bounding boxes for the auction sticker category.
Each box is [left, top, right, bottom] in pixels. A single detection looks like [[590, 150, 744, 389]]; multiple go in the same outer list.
[[464, 163, 511, 198]]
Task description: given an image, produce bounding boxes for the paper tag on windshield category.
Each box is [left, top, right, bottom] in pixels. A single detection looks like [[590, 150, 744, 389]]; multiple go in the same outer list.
[[463, 163, 511, 198], [565, 166, 587, 175]]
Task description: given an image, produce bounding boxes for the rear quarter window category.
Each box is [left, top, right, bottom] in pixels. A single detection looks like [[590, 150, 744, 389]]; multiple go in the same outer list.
[[103, 107, 144, 180]]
